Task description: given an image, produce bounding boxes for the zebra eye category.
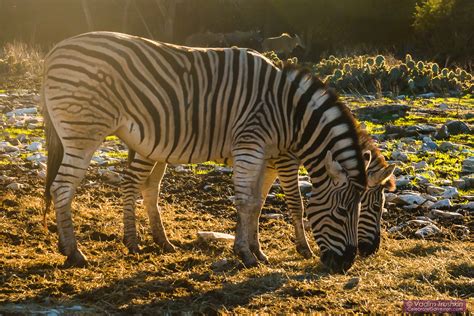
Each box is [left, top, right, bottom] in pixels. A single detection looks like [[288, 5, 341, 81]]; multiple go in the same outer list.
[[336, 206, 348, 216]]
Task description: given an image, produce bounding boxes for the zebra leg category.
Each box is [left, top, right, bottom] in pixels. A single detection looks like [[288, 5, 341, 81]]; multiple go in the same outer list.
[[247, 165, 277, 263], [232, 152, 266, 268], [122, 153, 155, 253], [141, 162, 176, 252], [50, 149, 98, 268], [275, 158, 314, 259]]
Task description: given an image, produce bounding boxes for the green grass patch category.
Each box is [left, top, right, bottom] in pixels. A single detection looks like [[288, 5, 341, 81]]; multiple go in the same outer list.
[[3, 126, 44, 139]]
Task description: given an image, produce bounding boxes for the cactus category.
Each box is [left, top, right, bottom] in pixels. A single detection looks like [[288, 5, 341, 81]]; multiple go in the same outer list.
[[343, 63, 351, 72], [416, 61, 424, 70], [431, 63, 439, 75], [405, 54, 413, 63], [366, 58, 375, 66], [333, 69, 343, 79], [375, 55, 385, 66], [407, 60, 415, 69], [441, 68, 449, 77]]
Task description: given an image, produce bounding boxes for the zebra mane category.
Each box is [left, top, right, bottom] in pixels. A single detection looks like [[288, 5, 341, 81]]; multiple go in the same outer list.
[[281, 63, 368, 189]]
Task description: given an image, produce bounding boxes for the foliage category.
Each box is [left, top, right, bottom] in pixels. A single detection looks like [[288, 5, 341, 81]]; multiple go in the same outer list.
[[264, 51, 473, 95], [0, 41, 43, 76], [315, 54, 473, 95], [413, 0, 474, 65]]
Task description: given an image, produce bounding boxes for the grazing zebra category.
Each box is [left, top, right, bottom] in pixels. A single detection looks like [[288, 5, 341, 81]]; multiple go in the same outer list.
[[123, 131, 394, 261], [42, 31, 367, 272], [357, 132, 395, 256]]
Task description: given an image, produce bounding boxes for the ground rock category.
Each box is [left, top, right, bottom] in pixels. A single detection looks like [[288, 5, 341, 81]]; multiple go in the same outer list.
[[429, 209, 463, 220], [442, 186, 459, 199], [100, 170, 121, 184], [426, 185, 445, 196], [393, 193, 426, 206], [439, 142, 455, 152], [6, 182, 26, 190], [26, 142, 42, 151], [461, 157, 474, 173], [435, 125, 449, 140], [415, 224, 441, 238], [298, 180, 312, 194], [197, 231, 235, 242], [430, 199, 451, 209], [445, 120, 471, 135]]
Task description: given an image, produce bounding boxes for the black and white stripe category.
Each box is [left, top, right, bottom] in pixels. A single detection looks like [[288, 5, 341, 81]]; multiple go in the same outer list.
[[42, 31, 367, 272]]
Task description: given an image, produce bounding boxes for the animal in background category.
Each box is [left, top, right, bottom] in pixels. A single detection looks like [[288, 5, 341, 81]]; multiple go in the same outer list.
[[262, 33, 305, 57]]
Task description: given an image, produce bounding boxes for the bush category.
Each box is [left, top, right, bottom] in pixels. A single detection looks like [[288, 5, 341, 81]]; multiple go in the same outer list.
[[414, 0, 474, 67]]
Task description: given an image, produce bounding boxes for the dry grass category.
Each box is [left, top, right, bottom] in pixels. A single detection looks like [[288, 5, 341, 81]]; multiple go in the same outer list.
[[0, 41, 43, 91], [0, 168, 472, 314]]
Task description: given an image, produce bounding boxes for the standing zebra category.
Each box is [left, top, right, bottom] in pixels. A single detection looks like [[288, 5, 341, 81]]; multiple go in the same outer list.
[[42, 31, 367, 272]]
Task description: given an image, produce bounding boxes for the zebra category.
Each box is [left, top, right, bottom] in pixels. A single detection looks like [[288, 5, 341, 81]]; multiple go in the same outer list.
[[357, 132, 395, 256], [123, 130, 394, 262], [42, 31, 368, 272]]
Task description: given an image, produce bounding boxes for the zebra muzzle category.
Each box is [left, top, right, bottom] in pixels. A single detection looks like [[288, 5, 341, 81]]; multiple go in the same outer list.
[[321, 245, 357, 274]]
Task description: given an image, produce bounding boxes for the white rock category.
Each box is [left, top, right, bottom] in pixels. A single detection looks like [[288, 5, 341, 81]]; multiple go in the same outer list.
[[174, 165, 190, 173], [394, 193, 427, 206], [100, 170, 121, 184], [6, 107, 37, 117], [391, 150, 408, 162], [388, 224, 406, 233], [298, 180, 312, 194], [430, 199, 451, 209], [439, 142, 455, 152], [27, 142, 42, 151], [6, 182, 26, 190], [415, 224, 441, 238], [414, 161, 428, 170], [415, 175, 430, 185], [426, 185, 445, 196], [420, 200, 435, 210], [0, 142, 19, 153], [439, 103, 449, 110], [384, 193, 398, 202], [197, 231, 235, 242], [211, 259, 229, 269], [461, 157, 474, 173], [460, 202, 474, 210], [407, 219, 433, 226], [429, 209, 463, 219], [442, 186, 459, 199], [396, 177, 411, 188], [261, 213, 284, 219], [26, 153, 47, 162]]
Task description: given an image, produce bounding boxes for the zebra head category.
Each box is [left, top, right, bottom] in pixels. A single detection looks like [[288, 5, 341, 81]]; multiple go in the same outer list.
[[358, 163, 396, 256], [306, 150, 366, 274]]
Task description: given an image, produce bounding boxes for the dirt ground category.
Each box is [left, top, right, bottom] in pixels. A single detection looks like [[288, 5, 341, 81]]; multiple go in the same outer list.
[[1, 160, 473, 314]]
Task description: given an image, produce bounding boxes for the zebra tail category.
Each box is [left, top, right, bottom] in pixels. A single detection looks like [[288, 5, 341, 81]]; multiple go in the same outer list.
[[42, 82, 64, 229]]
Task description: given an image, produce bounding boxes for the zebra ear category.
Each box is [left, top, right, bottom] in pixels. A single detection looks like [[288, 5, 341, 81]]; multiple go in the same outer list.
[[363, 150, 372, 171], [368, 164, 396, 187], [325, 150, 345, 181]]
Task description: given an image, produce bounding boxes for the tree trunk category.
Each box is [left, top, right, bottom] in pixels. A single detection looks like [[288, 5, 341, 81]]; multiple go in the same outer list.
[[81, 0, 94, 31]]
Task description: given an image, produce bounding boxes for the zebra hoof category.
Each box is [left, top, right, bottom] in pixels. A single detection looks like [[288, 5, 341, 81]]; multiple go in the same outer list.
[[63, 250, 88, 268], [161, 241, 177, 253], [124, 236, 140, 254], [238, 251, 259, 268], [127, 244, 140, 254], [252, 249, 269, 263], [296, 245, 314, 259]]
